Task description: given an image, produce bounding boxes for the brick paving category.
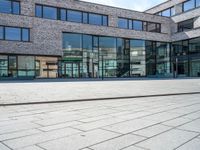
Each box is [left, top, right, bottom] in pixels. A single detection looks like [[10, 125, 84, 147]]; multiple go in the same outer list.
[[0, 94, 200, 150]]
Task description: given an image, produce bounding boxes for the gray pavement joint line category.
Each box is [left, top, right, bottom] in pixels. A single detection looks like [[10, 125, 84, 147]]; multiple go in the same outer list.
[[174, 133, 200, 150], [1, 92, 200, 107], [0, 141, 13, 150]]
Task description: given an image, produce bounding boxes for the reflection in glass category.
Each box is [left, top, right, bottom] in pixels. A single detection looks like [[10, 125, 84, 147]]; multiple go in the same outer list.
[[0, 55, 8, 77], [5, 27, 21, 41], [43, 6, 57, 19], [67, 10, 82, 23]]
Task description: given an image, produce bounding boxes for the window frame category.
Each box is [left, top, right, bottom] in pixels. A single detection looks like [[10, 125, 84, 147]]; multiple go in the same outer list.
[[0, 0, 20, 15]]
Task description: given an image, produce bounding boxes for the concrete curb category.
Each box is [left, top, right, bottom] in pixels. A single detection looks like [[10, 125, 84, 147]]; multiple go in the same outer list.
[[1, 92, 200, 106]]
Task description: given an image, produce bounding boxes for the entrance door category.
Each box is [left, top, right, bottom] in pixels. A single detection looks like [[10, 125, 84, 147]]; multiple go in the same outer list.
[[63, 62, 81, 78]]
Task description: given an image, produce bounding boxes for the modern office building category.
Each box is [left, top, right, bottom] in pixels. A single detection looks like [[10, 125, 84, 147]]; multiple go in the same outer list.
[[0, 0, 199, 79]]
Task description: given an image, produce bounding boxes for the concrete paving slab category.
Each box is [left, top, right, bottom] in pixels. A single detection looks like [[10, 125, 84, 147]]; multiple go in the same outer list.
[[176, 138, 200, 150]]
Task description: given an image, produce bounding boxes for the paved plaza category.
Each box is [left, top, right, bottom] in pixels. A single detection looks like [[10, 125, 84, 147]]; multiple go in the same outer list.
[[0, 79, 200, 150]]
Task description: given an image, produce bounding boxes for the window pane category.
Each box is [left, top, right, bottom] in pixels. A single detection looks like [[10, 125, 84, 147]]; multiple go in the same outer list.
[[43, 6, 57, 20], [102, 15, 108, 26], [35, 5, 42, 17], [67, 10, 82, 23], [0, 55, 8, 77], [162, 8, 170, 17], [128, 20, 133, 29], [89, 14, 102, 25], [60, 9, 66, 21], [118, 18, 128, 29], [0, 26, 3, 39], [18, 56, 35, 77], [83, 13, 88, 24], [178, 19, 194, 32], [171, 7, 175, 16], [133, 20, 143, 31], [22, 29, 29, 41], [0, 0, 11, 13], [13, 1, 20, 14], [196, 0, 200, 7], [5, 27, 21, 41], [183, 0, 195, 11]]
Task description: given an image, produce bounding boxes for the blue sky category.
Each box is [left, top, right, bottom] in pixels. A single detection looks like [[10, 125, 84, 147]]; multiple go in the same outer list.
[[82, 0, 167, 11]]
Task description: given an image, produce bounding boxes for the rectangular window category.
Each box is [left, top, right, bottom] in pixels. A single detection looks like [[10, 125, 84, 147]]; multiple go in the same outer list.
[[147, 22, 161, 33], [118, 18, 128, 29], [0, 0, 20, 14], [35, 5, 42, 17], [12, 1, 20, 14], [60, 9, 67, 21], [178, 19, 194, 32], [43, 6, 57, 20], [83, 12, 88, 24], [102, 15, 108, 26], [67, 10, 82, 23], [22, 28, 29, 41], [162, 8, 171, 17], [128, 20, 133, 29], [183, 0, 195, 12], [133, 20, 143, 31], [89, 13, 102, 25], [1, 26, 30, 42], [196, 0, 200, 7], [5, 27, 21, 41], [0, 26, 3, 39]]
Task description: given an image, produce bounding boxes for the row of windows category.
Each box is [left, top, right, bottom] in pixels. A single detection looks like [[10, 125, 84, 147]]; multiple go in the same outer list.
[[156, 7, 175, 17], [0, 0, 20, 14], [35, 4, 108, 26], [118, 18, 161, 33], [0, 26, 30, 42], [183, 0, 200, 12]]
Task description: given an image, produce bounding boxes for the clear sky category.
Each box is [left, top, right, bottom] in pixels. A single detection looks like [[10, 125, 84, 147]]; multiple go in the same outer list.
[[81, 0, 167, 12]]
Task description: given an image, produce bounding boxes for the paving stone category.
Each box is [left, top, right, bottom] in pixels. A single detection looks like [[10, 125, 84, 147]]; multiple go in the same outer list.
[[102, 118, 158, 134], [161, 117, 192, 127], [133, 124, 172, 137], [38, 129, 120, 150], [74, 117, 125, 131], [178, 119, 200, 132], [90, 134, 145, 150], [38, 121, 81, 131], [183, 111, 200, 120], [136, 129, 198, 150], [16, 145, 43, 150], [0, 129, 41, 141], [122, 145, 147, 150], [0, 143, 10, 150], [176, 138, 200, 150], [3, 127, 81, 149]]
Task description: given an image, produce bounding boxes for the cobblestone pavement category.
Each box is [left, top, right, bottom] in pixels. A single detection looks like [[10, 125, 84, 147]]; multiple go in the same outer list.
[[0, 79, 200, 104], [0, 94, 200, 150]]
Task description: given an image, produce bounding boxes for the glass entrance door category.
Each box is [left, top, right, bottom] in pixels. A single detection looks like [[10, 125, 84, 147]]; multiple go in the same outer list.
[[62, 62, 81, 78]]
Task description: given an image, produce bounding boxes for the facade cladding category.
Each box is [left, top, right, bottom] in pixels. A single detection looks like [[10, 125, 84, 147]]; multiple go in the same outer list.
[[0, 0, 200, 79]]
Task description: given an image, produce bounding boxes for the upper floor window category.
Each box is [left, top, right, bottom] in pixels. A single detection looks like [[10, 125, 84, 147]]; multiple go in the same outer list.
[[196, 0, 200, 7], [183, 0, 195, 12], [118, 18, 128, 29], [35, 4, 108, 26], [0, 0, 20, 15], [0, 26, 30, 42], [156, 7, 175, 17], [178, 19, 194, 32], [133, 20, 143, 31]]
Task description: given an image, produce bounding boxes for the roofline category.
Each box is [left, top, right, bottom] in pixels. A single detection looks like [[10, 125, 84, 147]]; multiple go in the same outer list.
[[144, 0, 171, 12], [78, 0, 170, 19]]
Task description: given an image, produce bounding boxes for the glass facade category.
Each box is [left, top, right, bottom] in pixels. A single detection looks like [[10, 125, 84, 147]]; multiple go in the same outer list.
[[172, 37, 200, 77], [35, 4, 108, 26], [156, 7, 175, 17], [0, 0, 20, 15], [178, 19, 194, 32]]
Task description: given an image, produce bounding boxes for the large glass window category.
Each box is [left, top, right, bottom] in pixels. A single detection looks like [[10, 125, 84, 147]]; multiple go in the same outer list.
[[146, 41, 156, 76], [196, 0, 200, 7], [99, 37, 117, 77], [178, 19, 194, 32], [118, 18, 128, 29], [147, 22, 161, 33], [67, 10, 82, 23], [130, 40, 146, 76], [89, 14, 102, 25], [0, 0, 20, 14], [0, 26, 3, 39], [43, 6, 57, 20], [0, 55, 8, 77], [18, 56, 35, 77], [183, 0, 195, 11], [133, 20, 143, 31], [189, 37, 200, 54], [5, 27, 21, 41]]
